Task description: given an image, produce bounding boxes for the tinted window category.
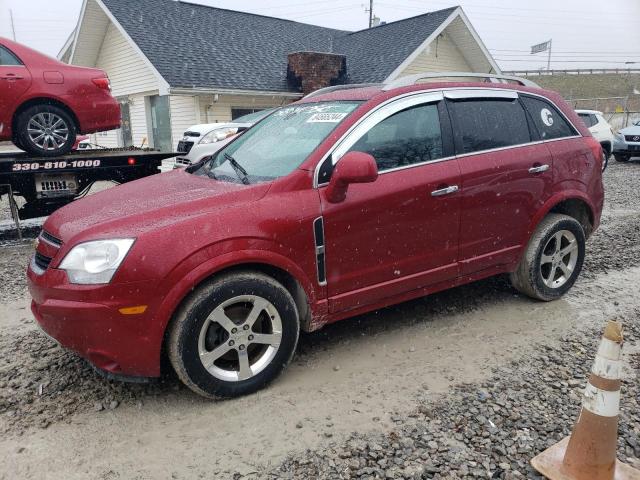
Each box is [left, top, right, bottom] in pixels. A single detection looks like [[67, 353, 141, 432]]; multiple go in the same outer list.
[[449, 99, 531, 154], [522, 96, 576, 140], [348, 103, 444, 172], [578, 113, 595, 127], [0, 46, 22, 66]]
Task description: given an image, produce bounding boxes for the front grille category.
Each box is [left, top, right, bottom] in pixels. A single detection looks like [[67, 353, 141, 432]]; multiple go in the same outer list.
[[177, 140, 194, 153], [40, 230, 62, 247], [34, 252, 52, 271], [174, 157, 192, 168], [625, 135, 640, 143]]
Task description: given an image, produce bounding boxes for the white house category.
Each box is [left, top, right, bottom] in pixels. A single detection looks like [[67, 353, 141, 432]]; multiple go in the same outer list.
[[60, 0, 500, 151]]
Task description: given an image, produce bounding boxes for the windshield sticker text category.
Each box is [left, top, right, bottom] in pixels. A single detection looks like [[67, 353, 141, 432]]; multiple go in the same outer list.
[[307, 112, 348, 123]]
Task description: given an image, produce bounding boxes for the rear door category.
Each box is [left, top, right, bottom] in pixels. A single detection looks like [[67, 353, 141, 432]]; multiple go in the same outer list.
[[446, 89, 554, 274], [0, 44, 31, 138], [319, 92, 461, 312], [520, 95, 591, 187]]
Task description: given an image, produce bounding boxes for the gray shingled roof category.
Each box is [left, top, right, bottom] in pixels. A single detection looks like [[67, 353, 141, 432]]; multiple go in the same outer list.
[[101, 0, 457, 92]]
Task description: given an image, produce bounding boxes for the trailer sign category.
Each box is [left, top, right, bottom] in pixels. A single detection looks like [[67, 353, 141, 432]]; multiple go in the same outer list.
[[12, 160, 102, 171]]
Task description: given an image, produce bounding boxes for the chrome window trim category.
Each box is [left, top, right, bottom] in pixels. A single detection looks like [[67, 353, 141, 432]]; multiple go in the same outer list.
[[313, 87, 582, 188], [444, 89, 518, 100], [313, 91, 444, 187]]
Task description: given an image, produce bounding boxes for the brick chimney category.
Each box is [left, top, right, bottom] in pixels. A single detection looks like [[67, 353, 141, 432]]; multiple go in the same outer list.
[[287, 52, 347, 95]]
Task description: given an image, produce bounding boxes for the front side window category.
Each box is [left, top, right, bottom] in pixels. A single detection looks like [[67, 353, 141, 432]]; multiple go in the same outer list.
[[347, 103, 444, 172], [197, 102, 360, 184], [448, 98, 531, 154], [0, 46, 22, 66], [522, 96, 577, 140]]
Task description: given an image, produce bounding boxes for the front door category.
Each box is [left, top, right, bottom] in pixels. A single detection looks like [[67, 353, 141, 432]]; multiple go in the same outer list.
[[149, 95, 172, 151], [0, 45, 31, 140], [446, 90, 555, 274], [319, 93, 461, 313]]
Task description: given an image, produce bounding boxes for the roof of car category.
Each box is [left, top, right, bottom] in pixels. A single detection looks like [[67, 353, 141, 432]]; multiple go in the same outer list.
[[575, 109, 603, 115], [296, 81, 549, 104]]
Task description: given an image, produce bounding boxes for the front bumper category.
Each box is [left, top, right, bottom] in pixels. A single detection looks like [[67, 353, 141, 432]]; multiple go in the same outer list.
[[614, 144, 640, 156], [28, 266, 164, 378]]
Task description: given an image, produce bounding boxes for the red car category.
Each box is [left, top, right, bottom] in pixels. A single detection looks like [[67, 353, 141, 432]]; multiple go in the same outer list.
[[0, 37, 120, 157], [28, 74, 604, 398]]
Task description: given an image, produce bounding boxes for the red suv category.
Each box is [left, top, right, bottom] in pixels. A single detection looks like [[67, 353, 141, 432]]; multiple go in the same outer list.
[[0, 37, 120, 156], [28, 74, 604, 398]]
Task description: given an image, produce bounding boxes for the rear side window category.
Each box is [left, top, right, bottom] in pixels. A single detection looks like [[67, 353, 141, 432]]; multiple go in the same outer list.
[[578, 113, 595, 128], [522, 96, 577, 140], [0, 46, 22, 66], [448, 99, 531, 154], [348, 103, 444, 171]]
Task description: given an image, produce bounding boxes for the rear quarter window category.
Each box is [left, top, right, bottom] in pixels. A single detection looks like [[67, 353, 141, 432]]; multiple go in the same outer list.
[[522, 96, 577, 140]]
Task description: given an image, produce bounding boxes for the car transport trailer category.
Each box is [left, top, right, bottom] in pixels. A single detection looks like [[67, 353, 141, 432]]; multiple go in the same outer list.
[[0, 148, 177, 220]]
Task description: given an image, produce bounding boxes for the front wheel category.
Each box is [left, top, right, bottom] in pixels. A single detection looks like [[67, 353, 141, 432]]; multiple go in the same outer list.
[[510, 214, 585, 301], [168, 272, 300, 398], [16, 104, 76, 157], [601, 150, 609, 172], [614, 154, 630, 163]]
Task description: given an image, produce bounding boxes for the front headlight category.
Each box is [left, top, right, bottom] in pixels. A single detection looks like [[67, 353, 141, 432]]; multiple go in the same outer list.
[[59, 239, 135, 284], [199, 128, 236, 145]]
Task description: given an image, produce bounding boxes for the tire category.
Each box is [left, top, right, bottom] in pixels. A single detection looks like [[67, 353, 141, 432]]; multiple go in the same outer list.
[[510, 214, 585, 301], [168, 271, 300, 399], [12, 135, 26, 151], [16, 104, 76, 157], [614, 154, 629, 163]]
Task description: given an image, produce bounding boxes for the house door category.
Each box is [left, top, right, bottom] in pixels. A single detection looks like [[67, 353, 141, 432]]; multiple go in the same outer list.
[[118, 99, 133, 147], [149, 95, 172, 151]]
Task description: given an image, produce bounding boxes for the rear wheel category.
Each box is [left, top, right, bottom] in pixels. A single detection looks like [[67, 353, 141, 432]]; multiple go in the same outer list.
[[510, 214, 585, 301], [16, 104, 76, 157], [168, 271, 300, 398]]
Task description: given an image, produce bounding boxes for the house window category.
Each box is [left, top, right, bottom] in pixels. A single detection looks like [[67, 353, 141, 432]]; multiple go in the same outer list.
[[231, 108, 265, 120]]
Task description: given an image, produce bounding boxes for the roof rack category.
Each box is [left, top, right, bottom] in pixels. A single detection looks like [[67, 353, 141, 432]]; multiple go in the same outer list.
[[303, 83, 383, 99], [382, 72, 540, 90]]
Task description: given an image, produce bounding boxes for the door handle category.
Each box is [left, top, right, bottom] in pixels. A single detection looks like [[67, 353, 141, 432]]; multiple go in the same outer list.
[[0, 75, 24, 80], [431, 185, 459, 197], [528, 164, 550, 174]]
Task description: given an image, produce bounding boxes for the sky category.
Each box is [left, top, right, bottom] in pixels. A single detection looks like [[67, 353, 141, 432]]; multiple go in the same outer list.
[[1, 0, 639, 71]]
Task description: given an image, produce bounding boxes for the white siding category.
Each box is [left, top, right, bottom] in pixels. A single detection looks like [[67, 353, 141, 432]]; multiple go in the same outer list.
[[197, 95, 288, 123], [95, 22, 159, 97], [71, 0, 109, 67], [169, 96, 198, 149], [398, 33, 471, 77], [130, 95, 150, 147]]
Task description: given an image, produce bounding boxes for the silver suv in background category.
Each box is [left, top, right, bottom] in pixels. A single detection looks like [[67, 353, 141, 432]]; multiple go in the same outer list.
[[614, 120, 640, 163], [174, 108, 277, 168]]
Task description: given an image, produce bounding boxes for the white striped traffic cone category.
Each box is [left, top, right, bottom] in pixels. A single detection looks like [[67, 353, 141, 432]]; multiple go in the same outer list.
[[531, 320, 640, 480]]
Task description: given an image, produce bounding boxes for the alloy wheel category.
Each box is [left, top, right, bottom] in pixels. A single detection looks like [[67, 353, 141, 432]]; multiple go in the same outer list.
[[27, 112, 70, 151], [540, 230, 579, 289], [198, 295, 282, 381]]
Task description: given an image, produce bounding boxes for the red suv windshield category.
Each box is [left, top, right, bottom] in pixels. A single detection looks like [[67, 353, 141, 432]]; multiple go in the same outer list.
[[198, 101, 361, 183]]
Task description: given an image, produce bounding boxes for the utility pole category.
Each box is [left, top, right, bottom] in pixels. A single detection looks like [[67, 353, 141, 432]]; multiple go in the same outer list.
[[368, 0, 373, 28], [547, 38, 552, 71], [9, 9, 16, 41]]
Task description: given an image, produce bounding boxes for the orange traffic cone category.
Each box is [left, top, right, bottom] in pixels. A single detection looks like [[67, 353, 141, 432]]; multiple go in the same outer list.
[[531, 320, 640, 480]]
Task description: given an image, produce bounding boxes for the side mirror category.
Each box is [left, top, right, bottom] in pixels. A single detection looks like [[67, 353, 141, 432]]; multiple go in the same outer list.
[[325, 151, 378, 203]]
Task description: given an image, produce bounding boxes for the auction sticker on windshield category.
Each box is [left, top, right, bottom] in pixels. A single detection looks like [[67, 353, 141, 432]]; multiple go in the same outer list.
[[307, 112, 348, 123]]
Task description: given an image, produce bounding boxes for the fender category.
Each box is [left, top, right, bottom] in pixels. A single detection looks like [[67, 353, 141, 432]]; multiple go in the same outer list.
[[525, 188, 597, 243], [151, 247, 321, 346]]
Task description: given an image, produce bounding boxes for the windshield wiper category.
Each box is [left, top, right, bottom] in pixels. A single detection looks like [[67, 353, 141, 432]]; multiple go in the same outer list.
[[224, 153, 250, 185]]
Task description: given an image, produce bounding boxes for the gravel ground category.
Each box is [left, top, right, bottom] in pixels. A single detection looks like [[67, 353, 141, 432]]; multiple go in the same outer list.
[[1, 158, 639, 478], [270, 317, 640, 479]]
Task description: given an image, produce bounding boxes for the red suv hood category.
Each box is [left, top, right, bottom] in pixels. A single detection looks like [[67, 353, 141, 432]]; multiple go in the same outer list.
[[45, 170, 270, 243]]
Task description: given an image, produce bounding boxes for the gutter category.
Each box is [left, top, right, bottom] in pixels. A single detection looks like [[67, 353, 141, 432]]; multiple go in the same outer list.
[[169, 87, 304, 99]]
